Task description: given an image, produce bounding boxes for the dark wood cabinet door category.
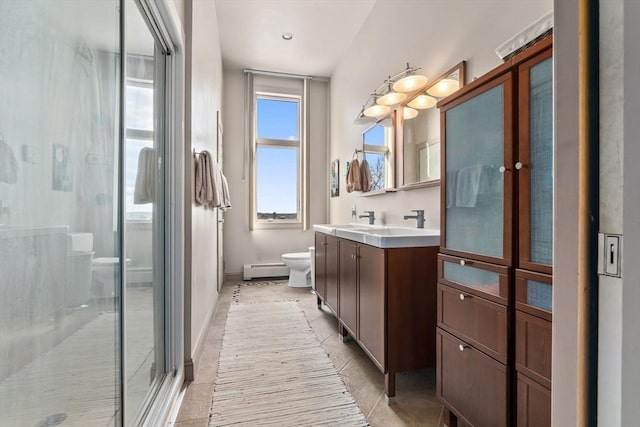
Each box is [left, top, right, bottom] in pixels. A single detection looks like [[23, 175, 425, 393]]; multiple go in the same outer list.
[[325, 235, 339, 313], [314, 233, 327, 302], [439, 71, 515, 267], [338, 239, 358, 336], [358, 244, 385, 370], [517, 47, 553, 275], [437, 329, 507, 427], [517, 372, 551, 427], [516, 310, 552, 388]]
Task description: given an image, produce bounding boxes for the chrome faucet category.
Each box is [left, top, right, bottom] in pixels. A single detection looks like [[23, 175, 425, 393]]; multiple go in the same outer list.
[[403, 210, 425, 228], [359, 210, 375, 225]]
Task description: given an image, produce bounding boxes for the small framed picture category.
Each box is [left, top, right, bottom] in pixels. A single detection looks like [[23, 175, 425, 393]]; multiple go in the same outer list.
[[330, 159, 339, 197]]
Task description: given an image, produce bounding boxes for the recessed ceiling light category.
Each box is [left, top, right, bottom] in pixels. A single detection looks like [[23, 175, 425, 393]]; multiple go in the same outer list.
[[281, 32, 294, 41]]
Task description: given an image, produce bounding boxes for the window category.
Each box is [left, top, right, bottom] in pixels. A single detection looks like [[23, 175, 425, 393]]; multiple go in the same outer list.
[[253, 94, 302, 226], [363, 122, 392, 191], [125, 80, 154, 220]]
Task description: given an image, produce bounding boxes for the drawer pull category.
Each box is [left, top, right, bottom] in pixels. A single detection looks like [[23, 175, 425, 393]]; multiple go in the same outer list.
[[459, 293, 472, 300], [459, 344, 471, 352], [460, 259, 468, 266], [321, 242, 329, 246]]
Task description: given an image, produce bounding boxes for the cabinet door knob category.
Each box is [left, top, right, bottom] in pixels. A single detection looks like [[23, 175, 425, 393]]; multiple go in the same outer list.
[[459, 344, 470, 352], [498, 165, 507, 173], [459, 259, 466, 266], [515, 161, 524, 170], [459, 293, 472, 300]]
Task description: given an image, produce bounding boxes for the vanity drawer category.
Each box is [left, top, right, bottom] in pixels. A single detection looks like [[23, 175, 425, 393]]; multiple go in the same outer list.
[[437, 328, 508, 427], [438, 254, 510, 304], [516, 310, 552, 388], [517, 371, 551, 427], [437, 283, 508, 363]]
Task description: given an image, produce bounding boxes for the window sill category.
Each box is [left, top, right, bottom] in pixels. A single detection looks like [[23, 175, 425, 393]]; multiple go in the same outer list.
[[252, 222, 303, 230]]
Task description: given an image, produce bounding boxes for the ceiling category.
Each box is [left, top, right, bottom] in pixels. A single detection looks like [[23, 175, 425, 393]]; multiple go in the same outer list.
[[215, 0, 377, 77]]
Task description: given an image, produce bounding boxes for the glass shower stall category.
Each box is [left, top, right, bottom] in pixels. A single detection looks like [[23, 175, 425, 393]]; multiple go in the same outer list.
[[0, 0, 184, 425]]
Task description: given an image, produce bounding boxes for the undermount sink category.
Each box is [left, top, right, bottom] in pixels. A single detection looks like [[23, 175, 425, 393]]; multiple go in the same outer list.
[[313, 223, 440, 248]]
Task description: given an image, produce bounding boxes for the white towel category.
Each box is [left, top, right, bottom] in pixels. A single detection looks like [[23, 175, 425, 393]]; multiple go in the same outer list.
[[455, 164, 483, 208], [446, 171, 458, 208], [220, 172, 232, 211], [134, 147, 155, 204], [0, 137, 18, 184]]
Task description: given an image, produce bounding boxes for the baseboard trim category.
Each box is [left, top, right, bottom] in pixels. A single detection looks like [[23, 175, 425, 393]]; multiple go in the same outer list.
[[183, 295, 218, 381]]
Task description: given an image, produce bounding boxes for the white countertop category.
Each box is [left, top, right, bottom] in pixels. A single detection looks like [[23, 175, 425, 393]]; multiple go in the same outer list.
[[313, 223, 440, 248]]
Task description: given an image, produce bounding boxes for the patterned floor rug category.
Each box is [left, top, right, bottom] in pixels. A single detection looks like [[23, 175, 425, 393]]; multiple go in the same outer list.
[[208, 299, 368, 426]]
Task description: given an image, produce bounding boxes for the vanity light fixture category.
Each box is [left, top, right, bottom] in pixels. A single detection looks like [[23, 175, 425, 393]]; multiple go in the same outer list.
[[408, 94, 437, 109], [403, 106, 419, 120], [426, 78, 460, 97], [377, 83, 408, 106], [354, 62, 426, 124], [363, 103, 391, 118], [392, 63, 428, 93]]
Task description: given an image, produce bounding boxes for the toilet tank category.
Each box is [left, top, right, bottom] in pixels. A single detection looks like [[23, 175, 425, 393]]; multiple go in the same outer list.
[[67, 232, 93, 253]]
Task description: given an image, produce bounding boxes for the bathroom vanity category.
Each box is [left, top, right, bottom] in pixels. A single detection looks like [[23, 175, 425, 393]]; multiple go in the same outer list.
[[313, 224, 439, 400]]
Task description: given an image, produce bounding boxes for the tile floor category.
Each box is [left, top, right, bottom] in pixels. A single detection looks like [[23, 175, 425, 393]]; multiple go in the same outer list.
[[174, 281, 445, 427]]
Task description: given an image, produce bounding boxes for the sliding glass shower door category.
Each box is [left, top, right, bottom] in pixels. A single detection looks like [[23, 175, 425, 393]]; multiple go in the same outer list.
[[0, 1, 180, 425], [123, 0, 167, 423]]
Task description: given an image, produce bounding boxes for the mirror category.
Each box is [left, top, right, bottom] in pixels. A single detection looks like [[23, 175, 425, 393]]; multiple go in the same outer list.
[[400, 61, 466, 188], [362, 115, 394, 191]]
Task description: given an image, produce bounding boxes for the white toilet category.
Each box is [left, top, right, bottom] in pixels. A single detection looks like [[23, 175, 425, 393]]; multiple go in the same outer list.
[[281, 251, 311, 288], [92, 257, 131, 299]]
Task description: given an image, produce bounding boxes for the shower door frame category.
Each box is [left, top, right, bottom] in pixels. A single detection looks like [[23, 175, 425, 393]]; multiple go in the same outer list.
[[118, 0, 185, 425]]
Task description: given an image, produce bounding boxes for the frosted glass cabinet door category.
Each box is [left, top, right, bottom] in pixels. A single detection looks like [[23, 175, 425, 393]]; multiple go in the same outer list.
[[442, 74, 514, 264], [518, 50, 553, 273]]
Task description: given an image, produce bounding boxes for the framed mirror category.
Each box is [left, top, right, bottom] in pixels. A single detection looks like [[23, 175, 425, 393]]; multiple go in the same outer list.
[[362, 114, 394, 192], [398, 61, 466, 189]]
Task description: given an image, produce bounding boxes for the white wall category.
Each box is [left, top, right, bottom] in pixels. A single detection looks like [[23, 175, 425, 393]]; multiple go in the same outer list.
[[329, 0, 552, 227], [621, 2, 640, 424], [598, 0, 623, 423], [181, 0, 224, 378], [222, 71, 328, 275]]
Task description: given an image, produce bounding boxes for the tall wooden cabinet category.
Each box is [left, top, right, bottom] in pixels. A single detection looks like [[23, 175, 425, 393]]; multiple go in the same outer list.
[[437, 36, 553, 426]]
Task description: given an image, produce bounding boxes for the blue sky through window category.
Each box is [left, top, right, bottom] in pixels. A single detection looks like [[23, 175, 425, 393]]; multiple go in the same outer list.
[[257, 98, 299, 140], [256, 98, 300, 217], [364, 124, 385, 146]]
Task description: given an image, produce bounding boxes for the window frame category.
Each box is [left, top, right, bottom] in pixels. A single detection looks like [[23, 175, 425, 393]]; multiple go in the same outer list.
[[125, 77, 155, 221], [252, 92, 303, 229], [363, 120, 394, 191]]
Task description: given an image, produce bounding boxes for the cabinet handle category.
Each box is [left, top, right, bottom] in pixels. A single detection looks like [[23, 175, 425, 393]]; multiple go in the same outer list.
[[459, 293, 472, 301], [321, 242, 328, 246], [459, 344, 471, 352], [515, 161, 524, 170], [459, 259, 470, 266], [498, 165, 508, 174]]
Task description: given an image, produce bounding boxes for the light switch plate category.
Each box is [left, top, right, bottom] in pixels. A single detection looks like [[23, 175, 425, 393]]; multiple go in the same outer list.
[[598, 232, 622, 278]]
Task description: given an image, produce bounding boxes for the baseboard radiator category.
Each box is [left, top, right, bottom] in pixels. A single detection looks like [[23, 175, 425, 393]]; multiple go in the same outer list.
[[242, 262, 289, 281]]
